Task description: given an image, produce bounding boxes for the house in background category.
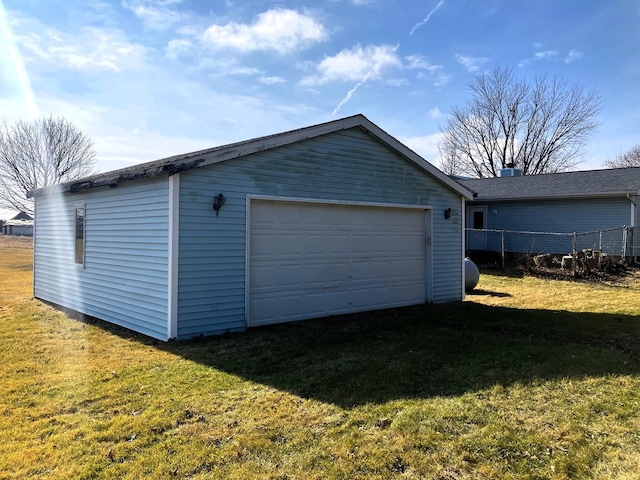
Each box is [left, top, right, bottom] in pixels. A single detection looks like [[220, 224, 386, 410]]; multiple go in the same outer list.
[[29, 114, 473, 341], [458, 167, 639, 262], [1, 211, 33, 236]]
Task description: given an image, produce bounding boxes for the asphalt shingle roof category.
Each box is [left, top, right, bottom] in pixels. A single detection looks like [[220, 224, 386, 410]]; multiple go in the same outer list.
[[29, 114, 473, 200], [458, 167, 640, 201]]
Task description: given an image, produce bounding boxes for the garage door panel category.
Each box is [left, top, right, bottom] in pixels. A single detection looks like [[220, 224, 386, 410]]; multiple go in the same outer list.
[[248, 200, 429, 327]]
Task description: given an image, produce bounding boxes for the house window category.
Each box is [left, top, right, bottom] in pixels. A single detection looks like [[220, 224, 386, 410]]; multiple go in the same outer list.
[[75, 206, 85, 265]]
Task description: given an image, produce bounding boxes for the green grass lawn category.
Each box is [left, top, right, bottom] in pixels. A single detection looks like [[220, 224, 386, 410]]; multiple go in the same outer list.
[[1, 246, 640, 479]]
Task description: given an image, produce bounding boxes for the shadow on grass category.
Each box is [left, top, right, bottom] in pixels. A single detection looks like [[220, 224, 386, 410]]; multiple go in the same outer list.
[[466, 289, 511, 297], [155, 302, 640, 408]]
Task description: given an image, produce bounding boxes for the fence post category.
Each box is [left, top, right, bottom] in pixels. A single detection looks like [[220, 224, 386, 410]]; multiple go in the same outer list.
[[572, 232, 577, 277], [622, 226, 628, 262], [599, 230, 603, 251], [501, 230, 505, 271]]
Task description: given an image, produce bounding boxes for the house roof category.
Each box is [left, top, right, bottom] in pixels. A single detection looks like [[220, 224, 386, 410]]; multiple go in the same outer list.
[[29, 114, 473, 200], [459, 167, 640, 201], [11, 211, 33, 221]]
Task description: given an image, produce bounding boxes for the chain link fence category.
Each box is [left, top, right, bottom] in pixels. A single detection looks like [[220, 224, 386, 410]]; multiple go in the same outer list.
[[466, 226, 636, 276]]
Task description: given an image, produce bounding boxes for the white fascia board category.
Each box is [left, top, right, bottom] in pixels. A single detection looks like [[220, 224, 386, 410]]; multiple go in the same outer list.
[[425, 209, 433, 304], [461, 196, 466, 301], [244, 196, 251, 329], [167, 174, 180, 340], [474, 192, 638, 202]]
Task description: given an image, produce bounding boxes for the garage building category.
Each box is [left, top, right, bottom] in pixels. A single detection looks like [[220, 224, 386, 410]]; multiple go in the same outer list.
[[29, 115, 473, 341]]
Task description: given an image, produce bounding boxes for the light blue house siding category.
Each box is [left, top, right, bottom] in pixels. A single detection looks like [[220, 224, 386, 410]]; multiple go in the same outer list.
[[483, 197, 631, 233], [176, 127, 464, 339], [34, 176, 170, 340], [470, 197, 633, 255]]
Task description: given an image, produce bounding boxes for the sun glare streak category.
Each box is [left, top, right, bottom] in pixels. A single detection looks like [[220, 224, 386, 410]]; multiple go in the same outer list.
[[0, 1, 38, 118]]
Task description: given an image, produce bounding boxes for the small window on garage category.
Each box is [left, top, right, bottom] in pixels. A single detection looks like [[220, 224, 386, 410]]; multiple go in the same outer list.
[[75, 206, 85, 266]]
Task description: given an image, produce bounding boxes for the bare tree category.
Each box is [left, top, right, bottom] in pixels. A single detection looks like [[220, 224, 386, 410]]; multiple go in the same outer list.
[[439, 67, 602, 177], [0, 116, 96, 215], [603, 145, 640, 169]]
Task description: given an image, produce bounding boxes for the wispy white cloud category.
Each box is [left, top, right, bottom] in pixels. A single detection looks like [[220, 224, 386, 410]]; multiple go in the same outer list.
[[406, 54, 450, 86], [387, 78, 409, 87], [405, 55, 430, 70], [565, 49, 583, 63], [258, 76, 286, 85], [455, 54, 490, 73], [122, 0, 186, 31], [520, 45, 577, 68], [410, 0, 445, 35], [166, 38, 193, 59], [308, 44, 401, 115], [226, 66, 262, 76], [185, 56, 259, 77], [428, 106, 443, 119], [202, 8, 328, 54], [16, 25, 146, 72], [301, 44, 401, 86], [534, 50, 558, 60]]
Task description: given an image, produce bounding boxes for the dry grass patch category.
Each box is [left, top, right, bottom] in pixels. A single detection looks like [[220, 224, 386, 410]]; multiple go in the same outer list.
[[1, 246, 640, 479], [0, 234, 33, 249], [469, 268, 640, 314]]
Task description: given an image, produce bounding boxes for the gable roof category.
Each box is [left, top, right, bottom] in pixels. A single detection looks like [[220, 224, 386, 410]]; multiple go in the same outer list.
[[459, 167, 640, 201], [29, 114, 473, 200], [11, 211, 33, 221]]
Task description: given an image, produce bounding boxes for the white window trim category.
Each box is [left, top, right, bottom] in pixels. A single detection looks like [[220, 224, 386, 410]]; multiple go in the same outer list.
[[167, 174, 180, 340], [74, 204, 86, 269]]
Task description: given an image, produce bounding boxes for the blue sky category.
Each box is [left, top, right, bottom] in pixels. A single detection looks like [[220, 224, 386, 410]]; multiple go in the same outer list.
[[0, 0, 639, 180]]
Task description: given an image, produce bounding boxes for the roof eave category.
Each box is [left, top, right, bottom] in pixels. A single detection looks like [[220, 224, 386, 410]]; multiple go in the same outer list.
[[355, 117, 474, 200], [29, 116, 372, 198], [29, 114, 473, 200], [473, 191, 639, 202]]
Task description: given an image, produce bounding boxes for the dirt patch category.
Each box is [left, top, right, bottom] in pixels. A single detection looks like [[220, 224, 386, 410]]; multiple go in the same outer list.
[[0, 235, 33, 249], [524, 265, 640, 288], [602, 267, 640, 288]]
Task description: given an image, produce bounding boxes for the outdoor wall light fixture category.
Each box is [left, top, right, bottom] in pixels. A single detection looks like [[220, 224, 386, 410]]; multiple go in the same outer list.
[[444, 207, 452, 219], [213, 193, 226, 216]]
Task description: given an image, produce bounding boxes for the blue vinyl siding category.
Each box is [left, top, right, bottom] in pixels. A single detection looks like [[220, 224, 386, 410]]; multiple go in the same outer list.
[[177, 128, 464, 339], [483, 197, 631, 233], [34, 177, 170, 340], [470, 197, 633, 255]]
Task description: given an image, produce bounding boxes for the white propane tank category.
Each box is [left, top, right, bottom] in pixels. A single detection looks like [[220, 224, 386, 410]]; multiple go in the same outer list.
[[464, 257, 480, 291]]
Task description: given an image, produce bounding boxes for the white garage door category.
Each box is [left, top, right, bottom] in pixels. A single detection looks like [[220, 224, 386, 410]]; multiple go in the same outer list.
[[247, 199, 430, 327]]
